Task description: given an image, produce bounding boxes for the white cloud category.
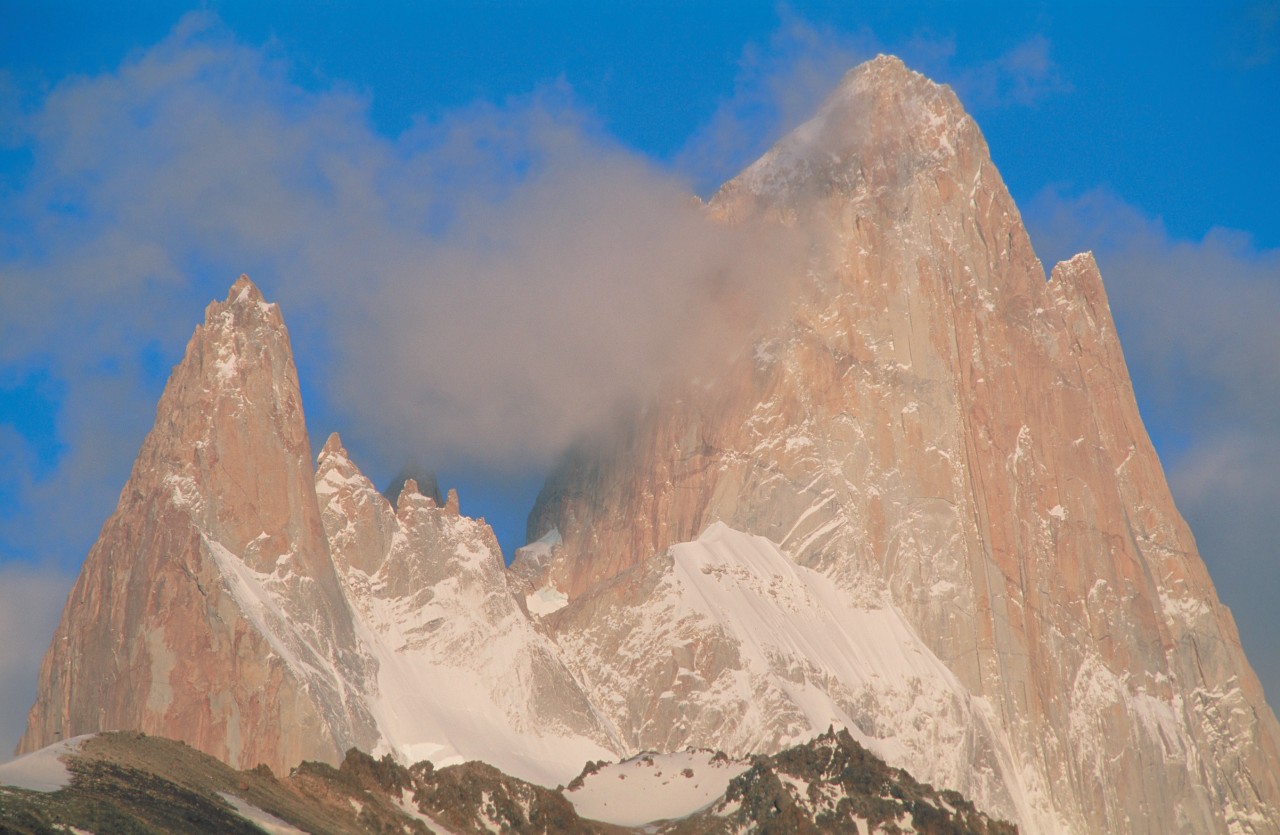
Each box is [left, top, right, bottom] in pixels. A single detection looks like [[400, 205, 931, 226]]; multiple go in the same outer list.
[[674, 12, 876, 194], [0, 13, 808, 567]]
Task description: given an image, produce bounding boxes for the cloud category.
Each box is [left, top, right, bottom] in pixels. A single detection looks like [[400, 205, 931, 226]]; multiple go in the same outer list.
[[331, 146, 804, 473], [674, 15, 1068, 196], [1025, 186, 1280, 705], [0, 12, 808, 574], [0, 10, 1185, 744], [902, 33, 1070, 109], [1027, 187, 1280, 422], [0, 563, 75, 754], [675, 12, 876, 194]]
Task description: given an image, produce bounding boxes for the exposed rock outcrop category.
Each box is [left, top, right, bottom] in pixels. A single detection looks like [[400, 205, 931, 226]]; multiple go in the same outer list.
[[526, 56, 1280, 833], [18, 277, 379, 772], [315, 434, 621, 786], [18, 55, 1280, 835], [1, 731, 1014, 834]]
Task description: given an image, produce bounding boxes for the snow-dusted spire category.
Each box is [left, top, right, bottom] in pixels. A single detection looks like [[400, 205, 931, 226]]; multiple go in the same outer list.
[[718, 53, 975, 210], [20, 277, 379, 774], [227, 273, 263, 304]]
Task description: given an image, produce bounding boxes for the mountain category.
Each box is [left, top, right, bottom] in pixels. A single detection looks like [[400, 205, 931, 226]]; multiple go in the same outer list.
[[17, 278, 619, 787], [523, 57, 1280, 832], [541, 522, 1034, 824], [17, 277, 381, 772], [0, 729, 1015, 833], [315, 433, 620, 785], [15, 55, 1280, 834]]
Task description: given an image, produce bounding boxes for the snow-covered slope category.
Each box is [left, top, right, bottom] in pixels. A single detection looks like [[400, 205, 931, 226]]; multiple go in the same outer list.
[[563, 750, 750, 826], [0, 735, 92, 792], [24, 54, 1280, 835], [315, 435, 621, 786], [552, 522, 1053, 830]]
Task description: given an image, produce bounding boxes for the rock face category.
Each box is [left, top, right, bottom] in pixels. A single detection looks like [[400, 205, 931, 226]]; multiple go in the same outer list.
[[18, 54, 1280, 835], [315, 434, 620, 786], [19, 279, 619, 787], [18, 277, 379, 772], [525, 57, 1280, 833], [547, 523, 1036, 824], [678, 727, 1018, 835]]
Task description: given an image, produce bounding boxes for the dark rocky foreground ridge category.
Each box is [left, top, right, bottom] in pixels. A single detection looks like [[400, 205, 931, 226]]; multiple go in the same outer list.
[[0, 729, 1014, 834]]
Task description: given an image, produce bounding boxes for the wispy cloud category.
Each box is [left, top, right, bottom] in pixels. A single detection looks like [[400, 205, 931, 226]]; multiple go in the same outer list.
[[675, 11, 876, 194], [903, 32, 1070, 109], [674, 15, 1069, 196], [0, 17, 813, 747], [1229, 1, 1280, 67], [0, 12, 807, 563]]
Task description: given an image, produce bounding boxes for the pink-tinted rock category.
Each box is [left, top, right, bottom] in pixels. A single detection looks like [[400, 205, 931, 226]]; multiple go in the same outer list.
[[19, 276, 379, 772], [526, 57, 1280, 833]]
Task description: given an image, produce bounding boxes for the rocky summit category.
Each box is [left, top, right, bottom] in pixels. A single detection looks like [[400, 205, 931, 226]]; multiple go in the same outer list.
[[523, 56, 1280, 833], [15, 56, 1280, 834], [18, 276, 381, 772]]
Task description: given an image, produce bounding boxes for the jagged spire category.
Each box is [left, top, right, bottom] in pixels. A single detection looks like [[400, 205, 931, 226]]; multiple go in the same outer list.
[[382, 466, 443, 508], [19, 276, 376, 773], [320, 431, 346, 458], [227, 274, 263, 304], [531, 53, 1280, 834]]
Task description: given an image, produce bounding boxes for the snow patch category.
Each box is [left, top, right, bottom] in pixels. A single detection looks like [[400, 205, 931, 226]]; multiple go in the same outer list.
[[320, 487, 617, 787], [564, 750, 750, 826], [396, 788, 455, 834], [0, 735, 93, 792], [164, 474, 203, 511], [1160, 589, 1211, 626], [517, 527, 562, 561], [218, 792, 306, 834], [526, 586, 569, 617], [204, 537, 308, 673], [565, 522, 1046, 830]]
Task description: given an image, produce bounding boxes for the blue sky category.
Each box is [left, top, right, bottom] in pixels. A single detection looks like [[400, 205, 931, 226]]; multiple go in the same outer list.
[[1, 1, 1278, 750]]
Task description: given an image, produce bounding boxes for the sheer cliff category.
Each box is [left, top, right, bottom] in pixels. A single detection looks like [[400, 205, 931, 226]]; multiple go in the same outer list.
[[18, 55, 1280, 835], [18, 277, 380, 772], [524, 56, 1280, 833]]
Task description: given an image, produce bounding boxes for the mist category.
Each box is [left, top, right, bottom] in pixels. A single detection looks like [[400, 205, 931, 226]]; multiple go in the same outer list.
[[328, 146, 804, 473], [0, 24, 813, 756], [0, 11, 807, 518], [3, 8, 1276, 752]]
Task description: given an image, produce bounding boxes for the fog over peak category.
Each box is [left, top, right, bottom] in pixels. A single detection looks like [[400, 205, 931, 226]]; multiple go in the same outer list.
[[0, 13, 808, 489], [2, 8, 1277, 750]]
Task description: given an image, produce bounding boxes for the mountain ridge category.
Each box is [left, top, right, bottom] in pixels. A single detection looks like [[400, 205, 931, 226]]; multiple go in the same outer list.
[[18, 276, 381, 771], [0, 728, 1016, 834], [522, 54, 1280, 833], [16, 55, 1280, 834]]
